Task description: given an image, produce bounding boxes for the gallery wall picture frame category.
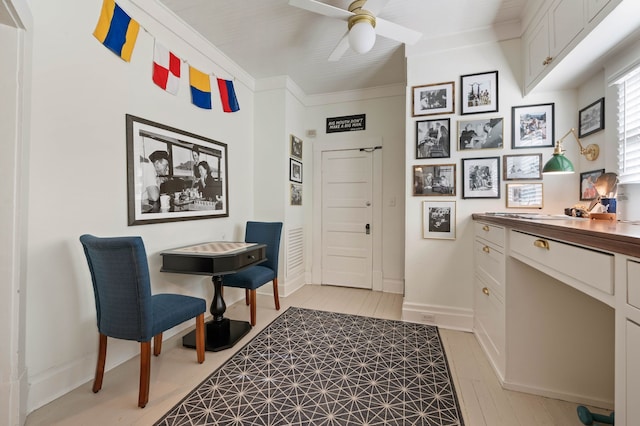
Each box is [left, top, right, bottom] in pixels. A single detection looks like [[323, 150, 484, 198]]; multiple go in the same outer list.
[[290, 183, 302, 206], [503, 153, 542, 180], [579, 97, 605, 138], [460, 70, 499, 115], [457, 117, 504, 151], [461, 156, 500, 199], [422, 201, 456, 240], [511, 103, 555, 148], [290, 158, 302, 183], [126, 114, 229, 226], [506, 183, 544, 208], [290, 134, 303, 159], [416, 118, 451, 159], [412, 164, 456, 196], [580, 169, 605, 201], [411, 81, 455, 117]]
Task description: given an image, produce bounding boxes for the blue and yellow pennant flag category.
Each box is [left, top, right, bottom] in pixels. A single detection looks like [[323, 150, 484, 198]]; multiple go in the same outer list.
[[93, 0, 140, 62], [189, 66, 212, 109]]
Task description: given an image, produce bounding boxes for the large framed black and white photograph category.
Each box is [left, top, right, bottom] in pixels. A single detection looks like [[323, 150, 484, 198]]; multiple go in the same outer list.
[[422, 201, 456, 240], [416, 118, 450, 158], [511, 103, 554, 148], [579, 97, 605, 138], [506, 183, 544, 208], [290, 158, 302, 183], [503, 154, 542, 180], [411, 81, 455, 117], [412, 164, 456, 196], [460, 70, 498, 115], [457, 117, 504, 150], [126, 114, 229, 226], [461, 157, 500, 199]]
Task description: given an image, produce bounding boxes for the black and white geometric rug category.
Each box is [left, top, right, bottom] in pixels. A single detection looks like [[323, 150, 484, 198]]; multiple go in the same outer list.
[[155, 307, 464, 426]]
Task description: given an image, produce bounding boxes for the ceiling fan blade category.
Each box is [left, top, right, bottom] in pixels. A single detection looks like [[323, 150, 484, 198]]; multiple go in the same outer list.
[[288, 0, 352, 21], [362, 0, 390, 15], [328, 33, 350, 62], [375, 17, 422, 45]]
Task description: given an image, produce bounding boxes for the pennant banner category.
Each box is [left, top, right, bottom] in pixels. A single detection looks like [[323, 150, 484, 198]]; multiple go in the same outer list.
[[153, 41, 181, 95], [93, 0, 140, 62], [217, 78, 240, 113], [189, 66, 212, 109]]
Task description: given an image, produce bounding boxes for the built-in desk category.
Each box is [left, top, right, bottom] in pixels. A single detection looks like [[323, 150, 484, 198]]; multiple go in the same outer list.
[[472, 213, 640, 426]]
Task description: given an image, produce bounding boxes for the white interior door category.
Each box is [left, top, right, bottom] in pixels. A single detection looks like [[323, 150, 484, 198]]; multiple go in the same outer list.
[[321, 150, 373, 289]]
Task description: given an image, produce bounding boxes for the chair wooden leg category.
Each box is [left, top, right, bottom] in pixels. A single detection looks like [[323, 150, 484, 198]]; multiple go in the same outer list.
[[195, 313, 205, 364], [93, 333, 107, 393], [249, 289, 257, 326], [139, 341, 151, 408], [153, 333, 162, 356], [245, 289, 250, 305], [273, 278, 280, 311]]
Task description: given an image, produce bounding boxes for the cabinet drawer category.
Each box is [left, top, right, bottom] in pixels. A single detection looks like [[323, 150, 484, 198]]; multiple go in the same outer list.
[[474, 239, 505, 297], [510, 230, 613, 295], [475, 222, 505, 247], [628, 260, 640, 310], [627, 320, 640, 422]]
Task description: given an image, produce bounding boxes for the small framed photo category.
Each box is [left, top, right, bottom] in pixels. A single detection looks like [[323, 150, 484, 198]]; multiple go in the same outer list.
[[290, 183, 302, 206], [290, 134, 303, 160], [503, 154, 542, 180], [506, 183, 544, 208], [412, 164, 456, 196], [460, 71, 498, 115], [579, 98, 605, 138], [416, 118, 450, 158], [457, 117, 503, 150], [461, 157, 500, 199], [511, 103, 555, 148], [289, 158, 302, 183], [422, 201, 456, 240], [580, 169, 604, 201], [412, 81, 455, 117]]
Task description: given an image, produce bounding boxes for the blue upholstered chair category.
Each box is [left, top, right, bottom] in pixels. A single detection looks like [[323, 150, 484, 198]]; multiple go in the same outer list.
[[79, 234, 206, 408], [223, 222, 283, 326]]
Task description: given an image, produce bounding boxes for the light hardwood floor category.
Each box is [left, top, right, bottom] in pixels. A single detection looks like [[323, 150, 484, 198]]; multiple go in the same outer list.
[[26, 285, 609, 425]]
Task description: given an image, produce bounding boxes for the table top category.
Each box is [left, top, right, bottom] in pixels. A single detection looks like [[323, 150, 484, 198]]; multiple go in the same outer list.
[[167, 242, 256, 255]]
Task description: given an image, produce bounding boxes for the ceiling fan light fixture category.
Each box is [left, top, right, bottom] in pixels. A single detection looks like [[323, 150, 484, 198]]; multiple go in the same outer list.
[[348, 19, 376, 54]]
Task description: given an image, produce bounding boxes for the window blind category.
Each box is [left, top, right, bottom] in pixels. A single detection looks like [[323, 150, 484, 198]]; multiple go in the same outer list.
[[616, 66, 640, 182]]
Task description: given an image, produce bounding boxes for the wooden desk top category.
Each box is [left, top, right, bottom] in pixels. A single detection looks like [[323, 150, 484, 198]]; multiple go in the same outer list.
[[472, 213, 640, 258]]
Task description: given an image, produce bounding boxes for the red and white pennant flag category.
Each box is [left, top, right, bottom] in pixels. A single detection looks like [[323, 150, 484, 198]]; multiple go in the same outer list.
[[152, 40, 180, 95]]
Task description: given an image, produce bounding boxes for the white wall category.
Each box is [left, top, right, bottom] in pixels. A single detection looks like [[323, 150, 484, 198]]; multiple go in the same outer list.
[[403, 38, 588, 329], [25, 0, 256, 411]]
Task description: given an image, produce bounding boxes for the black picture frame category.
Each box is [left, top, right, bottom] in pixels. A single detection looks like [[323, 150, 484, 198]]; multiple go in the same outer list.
[[412, 164, 456, 196], [461, 157, 500, 199], [411, 81, 455, 116], [460, 71, 499, 115], [126, 114, 229, 226], [580, 169, 605, 201], [579, 98, 605, 138], [416, 118, 451, 158], [290, 158, 302, 183], [511, 103, 555, 149]]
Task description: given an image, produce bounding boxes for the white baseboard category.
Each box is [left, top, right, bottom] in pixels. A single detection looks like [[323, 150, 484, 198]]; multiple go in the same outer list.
[[502, 379, 615, 410], [383, 278, 404, 294], [402, 302, 473, 331]]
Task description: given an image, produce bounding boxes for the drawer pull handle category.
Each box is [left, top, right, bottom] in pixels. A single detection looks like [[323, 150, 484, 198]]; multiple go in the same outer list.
[[533, 239, 549, 250], [482, 245, 490, 253], [543, 56, 553, 65], [248, 255, 256, 260], [482, 287, 490, 296], [482, 225, 490, 232]]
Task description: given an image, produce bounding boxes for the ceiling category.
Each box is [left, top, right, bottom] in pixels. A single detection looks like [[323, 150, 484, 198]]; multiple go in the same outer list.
[[158, 0, 533, 95]]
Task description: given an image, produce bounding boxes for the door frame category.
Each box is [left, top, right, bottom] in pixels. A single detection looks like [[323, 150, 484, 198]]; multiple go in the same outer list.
[[312, 136, 383, 290]]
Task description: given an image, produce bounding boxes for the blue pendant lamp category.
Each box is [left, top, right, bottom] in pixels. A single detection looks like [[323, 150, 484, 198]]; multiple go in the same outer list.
[[542, 128, 600, 174]]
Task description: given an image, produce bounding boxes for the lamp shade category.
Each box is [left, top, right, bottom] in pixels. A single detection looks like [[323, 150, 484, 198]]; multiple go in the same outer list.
[[348, 21, 376, 54], [542, 153, 575, 174]]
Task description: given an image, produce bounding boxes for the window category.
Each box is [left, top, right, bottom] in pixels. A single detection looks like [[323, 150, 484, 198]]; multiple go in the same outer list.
[[616, 65, 640, 182]]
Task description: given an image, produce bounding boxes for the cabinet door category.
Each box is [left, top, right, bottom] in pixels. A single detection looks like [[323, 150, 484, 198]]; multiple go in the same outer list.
[[524, 14, 550, 87], [586, 0, 611, 23], [549, 0, 585, 57], [627, 320, 640, 422]]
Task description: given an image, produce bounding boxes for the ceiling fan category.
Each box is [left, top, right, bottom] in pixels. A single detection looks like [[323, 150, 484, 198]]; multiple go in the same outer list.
[[288, 0, 422, 61]]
